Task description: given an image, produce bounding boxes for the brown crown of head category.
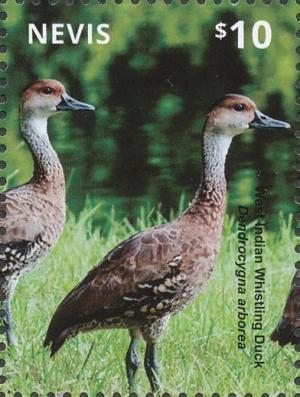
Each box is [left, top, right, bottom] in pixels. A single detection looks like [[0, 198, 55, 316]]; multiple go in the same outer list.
[[205, 94, 258, 135], [21, 79, 66, 108]]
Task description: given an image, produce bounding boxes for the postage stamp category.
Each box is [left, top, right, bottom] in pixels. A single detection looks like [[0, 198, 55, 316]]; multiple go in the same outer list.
[[0, 0, 298, 395]]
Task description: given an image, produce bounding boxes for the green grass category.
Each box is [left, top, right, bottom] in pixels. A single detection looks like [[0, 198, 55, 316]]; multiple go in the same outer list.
[[1, 204, 298, 395]]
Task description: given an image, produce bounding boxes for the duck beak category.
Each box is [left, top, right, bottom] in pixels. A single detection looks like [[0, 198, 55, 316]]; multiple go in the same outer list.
[[56, 93, 95, 111], [249, 110, 290, 129]]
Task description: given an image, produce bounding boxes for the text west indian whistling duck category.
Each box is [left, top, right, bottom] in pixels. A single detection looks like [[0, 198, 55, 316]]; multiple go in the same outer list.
[[44, 94, 290, 392], [0, 80, 94, 345]]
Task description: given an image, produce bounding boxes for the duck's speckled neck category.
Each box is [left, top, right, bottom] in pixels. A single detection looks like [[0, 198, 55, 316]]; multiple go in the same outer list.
[[20, 114, 64, 187], [184, 132, 232, 218], [202, 132, 232, 190]]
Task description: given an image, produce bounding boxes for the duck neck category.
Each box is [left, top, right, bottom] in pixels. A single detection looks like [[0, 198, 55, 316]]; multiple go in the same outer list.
[[20, 113, 64, 186], [202, 132, 232, 191], [185, 132, 232, 216]]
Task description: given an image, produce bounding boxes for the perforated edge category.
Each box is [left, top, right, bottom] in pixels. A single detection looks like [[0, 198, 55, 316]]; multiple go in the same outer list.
[[13, 0, 294, 5], [8, 393, 292, 397], [294, 10, 300, 394], [0, 1, 296, 396], [0, 0, 7, 391]]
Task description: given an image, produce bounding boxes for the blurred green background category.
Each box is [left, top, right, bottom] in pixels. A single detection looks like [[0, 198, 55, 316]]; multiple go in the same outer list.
[[3, 2, 297, 226]]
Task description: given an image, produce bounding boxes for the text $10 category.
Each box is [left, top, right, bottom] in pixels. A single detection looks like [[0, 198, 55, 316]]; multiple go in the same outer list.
[[215, 20, 272, 49]]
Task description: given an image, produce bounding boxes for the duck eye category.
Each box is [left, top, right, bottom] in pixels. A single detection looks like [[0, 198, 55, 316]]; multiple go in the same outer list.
[[42, 87, 54, 95], [234, 104, 245, 112]]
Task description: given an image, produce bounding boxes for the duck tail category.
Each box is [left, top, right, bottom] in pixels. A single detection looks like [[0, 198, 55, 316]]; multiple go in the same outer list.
[[44, 327, 72, 357], [270, 317, 298, 346], [271, 269, 300, 346], [44, 305, 77, 357], [44, 291, 81, 357]]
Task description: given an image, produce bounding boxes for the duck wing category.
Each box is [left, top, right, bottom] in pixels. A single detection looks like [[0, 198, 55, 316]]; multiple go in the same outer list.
[[0, 187, 45, 244], [0, 185, 65, 260], [0, 187, 51, 279], [0, 185, 65, 285], [44, 223, 188, 356]]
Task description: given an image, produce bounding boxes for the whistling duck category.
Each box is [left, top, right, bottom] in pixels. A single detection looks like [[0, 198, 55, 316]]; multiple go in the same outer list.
[[0, 80, 94, 344], [271, 269, 300, 346], [45, 94, 290, 391]]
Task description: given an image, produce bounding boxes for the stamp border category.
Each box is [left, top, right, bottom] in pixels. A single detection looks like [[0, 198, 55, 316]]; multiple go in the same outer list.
[[0, 1, 297, 396]]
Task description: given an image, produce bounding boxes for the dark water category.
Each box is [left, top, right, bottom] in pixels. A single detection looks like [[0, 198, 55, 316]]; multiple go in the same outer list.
[[7, 8, 294, 228], [63, 124, 294, 229]]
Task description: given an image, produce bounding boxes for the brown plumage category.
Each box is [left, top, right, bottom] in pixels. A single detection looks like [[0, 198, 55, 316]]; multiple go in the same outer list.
[[0, 80, 94, 344], [271, 269, 300, 346], [45, 195, 225, 349], [45, 94, 290, 391]]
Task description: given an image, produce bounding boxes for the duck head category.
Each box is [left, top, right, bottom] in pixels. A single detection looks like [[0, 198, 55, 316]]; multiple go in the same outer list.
[[21, 79, 95, 118], [206, 94, 290, 137]]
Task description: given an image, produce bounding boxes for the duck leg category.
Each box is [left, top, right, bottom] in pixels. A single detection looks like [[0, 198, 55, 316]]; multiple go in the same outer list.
[[144, 343, 160, 392], [126, 332, 140, 389], [2, 299, 17, 345]]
